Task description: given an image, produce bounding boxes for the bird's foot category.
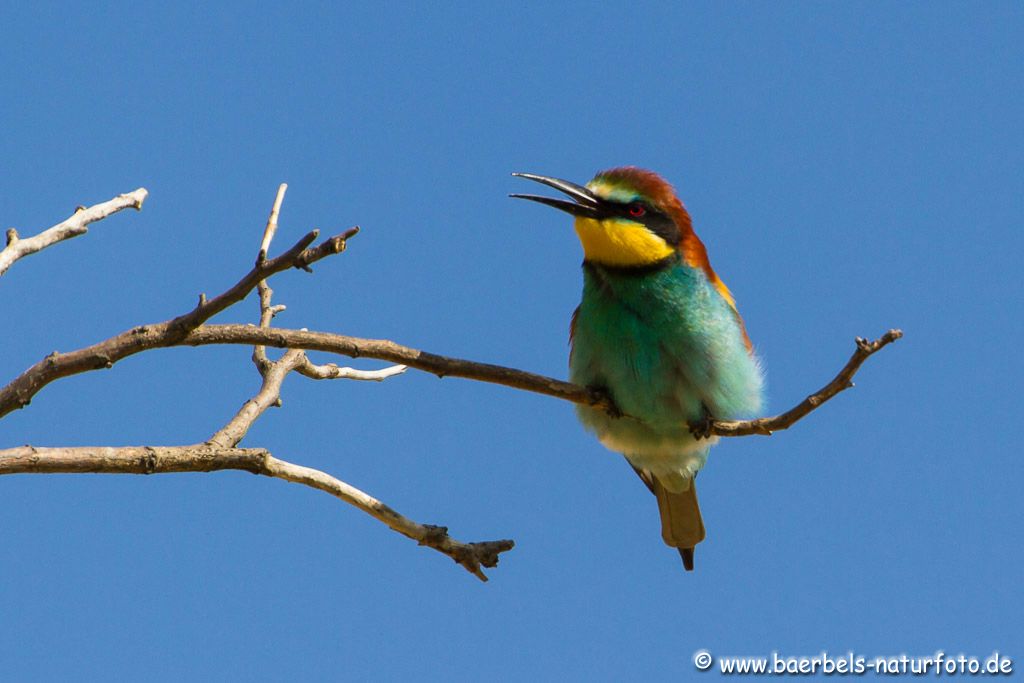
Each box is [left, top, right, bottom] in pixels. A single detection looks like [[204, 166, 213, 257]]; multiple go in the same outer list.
[[688, 405, 715, 440], [589, 385, 623, 419]]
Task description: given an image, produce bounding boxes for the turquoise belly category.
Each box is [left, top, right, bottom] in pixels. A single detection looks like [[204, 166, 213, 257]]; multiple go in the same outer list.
[[569, 261, 762, 463]]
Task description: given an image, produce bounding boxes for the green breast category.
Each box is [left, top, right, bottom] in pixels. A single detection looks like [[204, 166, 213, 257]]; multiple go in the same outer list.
[[569, 258, 762, 454]]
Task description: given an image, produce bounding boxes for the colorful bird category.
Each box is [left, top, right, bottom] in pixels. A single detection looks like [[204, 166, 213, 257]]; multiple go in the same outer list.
[[512, 167, 764, 570]]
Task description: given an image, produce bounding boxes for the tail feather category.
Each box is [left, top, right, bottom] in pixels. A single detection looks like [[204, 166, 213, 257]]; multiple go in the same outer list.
[[678, 547, 695, 571], [653, 476, 706, 572]]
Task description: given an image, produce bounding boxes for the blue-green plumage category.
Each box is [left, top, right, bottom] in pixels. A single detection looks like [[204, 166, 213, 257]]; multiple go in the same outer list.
[[511, 166, 764, 569], [570, 256, 763, 491]]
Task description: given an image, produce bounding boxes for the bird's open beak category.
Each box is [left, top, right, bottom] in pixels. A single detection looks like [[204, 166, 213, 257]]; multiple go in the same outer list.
[[510, 172, 602, 218]]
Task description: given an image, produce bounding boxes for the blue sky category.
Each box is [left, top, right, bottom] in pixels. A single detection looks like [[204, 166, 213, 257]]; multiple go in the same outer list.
[[1, 2, 1021, 680]]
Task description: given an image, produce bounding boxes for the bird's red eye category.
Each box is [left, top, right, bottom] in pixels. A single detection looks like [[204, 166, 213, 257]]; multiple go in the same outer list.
[[628, 203, 646, 217]]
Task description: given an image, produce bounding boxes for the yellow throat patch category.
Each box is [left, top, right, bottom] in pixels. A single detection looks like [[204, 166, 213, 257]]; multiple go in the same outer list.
[[574, 217, 675, 268]]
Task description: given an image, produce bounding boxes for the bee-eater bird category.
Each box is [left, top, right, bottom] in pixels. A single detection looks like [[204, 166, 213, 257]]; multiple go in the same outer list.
[[512, 167, 763, 571]]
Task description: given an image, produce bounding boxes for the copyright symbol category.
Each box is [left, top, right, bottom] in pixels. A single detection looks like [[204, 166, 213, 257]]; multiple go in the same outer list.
[[694, 649, 713, 671]]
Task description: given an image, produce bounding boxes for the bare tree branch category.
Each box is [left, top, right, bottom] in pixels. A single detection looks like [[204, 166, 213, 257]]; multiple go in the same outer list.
[[0, 189, 148, 277], [184, 324, 617, 407], [259, 183, 287, 262], [182, 324, 902, 437], [1, 185, 507, 580], [0, 445, 513, 581], [1, 319, 902, 437], [709, 329, 904, 436], [207, 186, 406, 449], [0, 183, 902, 581], [207, 348, 307, 448], [0, 226, 358, 419], [199, 188, 474, 573], [295, 357, 407, 381], [1, 187, 901, 440]]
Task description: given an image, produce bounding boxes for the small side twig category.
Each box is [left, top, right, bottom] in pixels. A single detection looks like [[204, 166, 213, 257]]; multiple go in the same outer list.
[[0, 189, 148, 277], [261, 455, 512, 580], [295, 358, 407, 381], [207, 348, 307, 448], [253, 185, 291, 370], [258, 183, 287, 263], [709, 329, 904, 436]]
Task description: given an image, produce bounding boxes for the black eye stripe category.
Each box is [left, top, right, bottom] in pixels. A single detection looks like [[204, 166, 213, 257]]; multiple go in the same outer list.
[[608, 201, 680, 245], [644, 213, 680, 245]]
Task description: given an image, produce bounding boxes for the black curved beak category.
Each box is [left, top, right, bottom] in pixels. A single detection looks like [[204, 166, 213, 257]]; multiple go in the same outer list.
[[510, 172, 602, 218]]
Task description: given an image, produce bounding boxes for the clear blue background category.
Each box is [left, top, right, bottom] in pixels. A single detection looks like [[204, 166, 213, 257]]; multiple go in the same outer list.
[[2, 2, 1021, 680]]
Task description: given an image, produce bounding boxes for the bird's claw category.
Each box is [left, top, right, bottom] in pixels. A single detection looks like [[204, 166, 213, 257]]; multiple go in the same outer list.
[[688, 406, 715, 440], [590, 385, 623, 419]]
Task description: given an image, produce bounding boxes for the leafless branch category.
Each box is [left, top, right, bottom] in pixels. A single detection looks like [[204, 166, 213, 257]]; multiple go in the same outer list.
[[0, 189, 148, 277], [200, 188, 484, 575], [207, 348, 307, 448], [0, 224, 356, 420], [181, 324, 901, 437], [259, 183, 287, 262], [184, 325, 620, 407], [709, 329, 904, 436], [0, 445, 513, 581], [0, 185, 506, 580], [206, 187, 405, 450], [295, 357, 408, 381], [0, 183, 902, 581], [0, 318, 902, 439]]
